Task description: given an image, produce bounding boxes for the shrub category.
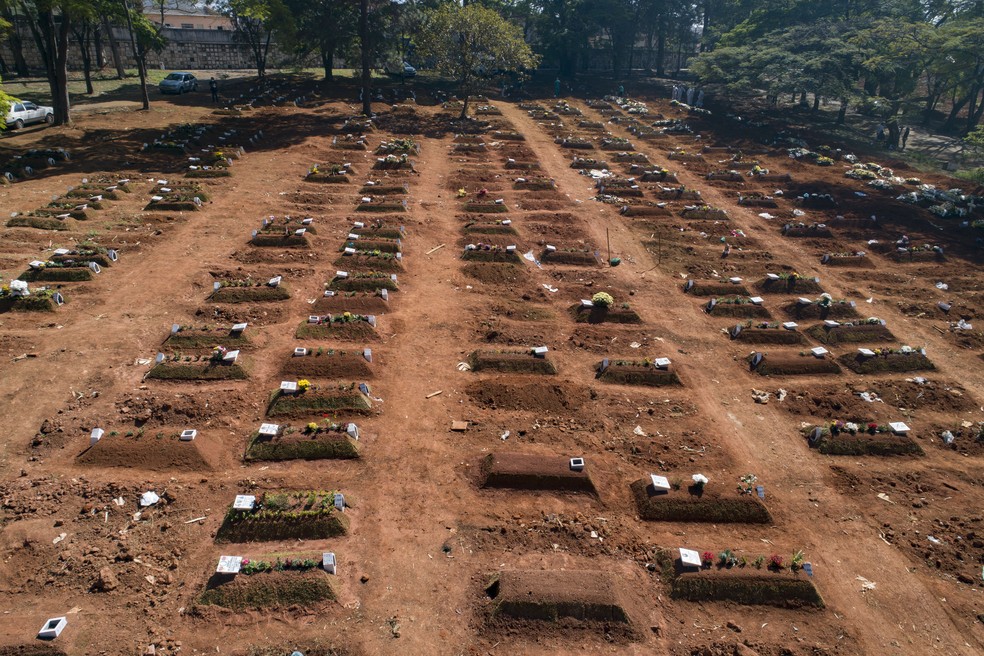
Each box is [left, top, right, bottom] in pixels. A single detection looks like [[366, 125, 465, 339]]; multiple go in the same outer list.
[[591, 292, 614, 307]]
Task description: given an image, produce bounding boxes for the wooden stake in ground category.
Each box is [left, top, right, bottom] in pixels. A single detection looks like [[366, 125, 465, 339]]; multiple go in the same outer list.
[[607, 228, 611, 265]]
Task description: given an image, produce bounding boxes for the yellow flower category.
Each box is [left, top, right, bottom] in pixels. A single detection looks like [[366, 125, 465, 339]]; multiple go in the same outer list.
[[297, 379, 311, 392]]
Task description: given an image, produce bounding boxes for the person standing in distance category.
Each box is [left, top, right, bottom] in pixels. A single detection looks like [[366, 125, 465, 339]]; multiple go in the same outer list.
[[210, 77, 219, 103]]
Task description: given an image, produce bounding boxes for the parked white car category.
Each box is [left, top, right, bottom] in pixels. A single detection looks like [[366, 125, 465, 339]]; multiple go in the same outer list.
[[5, 100, 54, 130], [159, 72, 198, 94]]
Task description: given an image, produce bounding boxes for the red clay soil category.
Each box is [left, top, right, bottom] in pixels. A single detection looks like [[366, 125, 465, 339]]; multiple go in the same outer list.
[[1, 82, 983, 656]]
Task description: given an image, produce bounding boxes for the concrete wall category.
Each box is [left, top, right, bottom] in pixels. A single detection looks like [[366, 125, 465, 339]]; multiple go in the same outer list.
[[1, 25, 301, 73]]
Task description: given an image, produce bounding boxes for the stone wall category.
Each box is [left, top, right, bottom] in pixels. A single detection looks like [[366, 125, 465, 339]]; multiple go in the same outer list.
[[1, 25, 302, 73]]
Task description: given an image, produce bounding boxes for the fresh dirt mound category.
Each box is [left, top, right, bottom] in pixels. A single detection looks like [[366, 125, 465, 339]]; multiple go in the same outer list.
[[630, 480, 772, 523], [732, 328, 808, 345], [462, 262, 526, 285], [487, 570, 632, 627], [232, 643, 352, 656], [806, 323, 896, 345], [465, 381, 585, 413], [113, 391, 215, 426], [777, 380, 977, 417], [77, 434, 216, 471], [0, 648, 67, 656], [312, 294, 390, 315], [196, 304, 290, 326], [754, 355, 842, 376], [468, 351, 557, 374], [480, 452, 596, 493], [281, 351, 374, 379]]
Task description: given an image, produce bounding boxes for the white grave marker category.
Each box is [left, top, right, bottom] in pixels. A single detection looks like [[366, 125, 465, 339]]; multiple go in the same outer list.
[[679, 548, 701, 568], [37, 617, 67, 640], [216, 556, 243, 574], [232, 495, 256, 511]]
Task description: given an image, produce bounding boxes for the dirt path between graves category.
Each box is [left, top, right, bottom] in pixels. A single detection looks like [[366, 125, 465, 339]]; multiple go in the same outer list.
[[502, 101, 984, 656]]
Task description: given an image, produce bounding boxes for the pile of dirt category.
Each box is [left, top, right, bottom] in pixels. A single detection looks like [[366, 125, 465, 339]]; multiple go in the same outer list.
[[465, 381, 585, 413], [480, 452, 596, 493], [487, 569, 632, 626], [76, 433, 217, 471], [778, 380, 977, 418]]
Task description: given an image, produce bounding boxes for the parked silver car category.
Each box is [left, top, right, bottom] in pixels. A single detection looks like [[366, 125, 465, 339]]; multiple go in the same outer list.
[[159, 72, 198, 94], [5, 100, 54, 130]]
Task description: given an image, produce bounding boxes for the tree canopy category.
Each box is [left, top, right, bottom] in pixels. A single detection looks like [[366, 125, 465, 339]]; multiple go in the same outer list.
[[416, 2, 538, 118]]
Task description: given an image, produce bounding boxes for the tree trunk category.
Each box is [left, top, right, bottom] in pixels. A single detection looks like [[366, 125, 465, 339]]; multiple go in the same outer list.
[[655, 14, 666, 77], [5, 13, 30, 77], [103, 16, 125, 79], [967, 87, 984, 133], [836, 98, 848, 124], [459, 94, 470, 121], [812, 93, 820, 112], [887, 120, 900, 148], [54, 12, 72, 125], [700, 0, 711, 52], [94, 23, 105, 69], [944, 89, 974, 131], [75, 27, 94, 95], [34, 8, 72, 125], [260, 28, 271, 79], [359, 0, 371, 117], [320, 41, 334, 80], [122, 0, 149, 110]]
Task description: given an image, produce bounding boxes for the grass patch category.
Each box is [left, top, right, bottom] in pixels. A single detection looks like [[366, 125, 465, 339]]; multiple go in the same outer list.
[[267, 386, 373, 417], [468, 351, 557, 374], [211, 286, 291, 303], [684, 281, 750, 297], [462, 249, 522, 263], [463, 202, 508, 213], [671, 574, 823, 608], [18, 268, 92, 282], [755, 277, 824, 294], [752, 355, 842, 376], [295, 320, 377, 341], [245, 432, 360, 461], [215, 490, 349, 542], [6, 216, 70, 231], [0, 295, 57, 312], [806, 323, 895, 345], [165, 330, 251, 350], [147, 361, 248, 381], [328, 275, 398, 292], [251, 235, 310, 248], [199, 570, 335, 610], [597, 361, 681, 386], [838, 350, 935, 374]]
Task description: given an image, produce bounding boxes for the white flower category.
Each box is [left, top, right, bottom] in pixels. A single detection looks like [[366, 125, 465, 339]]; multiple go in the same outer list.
[[692, 474, 708, 486]]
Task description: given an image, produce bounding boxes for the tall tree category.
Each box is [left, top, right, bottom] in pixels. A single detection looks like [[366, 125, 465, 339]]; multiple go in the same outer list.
[[2, 6, 29, 76], [282, 0, 357, 80], [359, 0, 370, 115], [417, 3, 538, 119], [14, 0, 79, 125], [211, 0, 292, 80]]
